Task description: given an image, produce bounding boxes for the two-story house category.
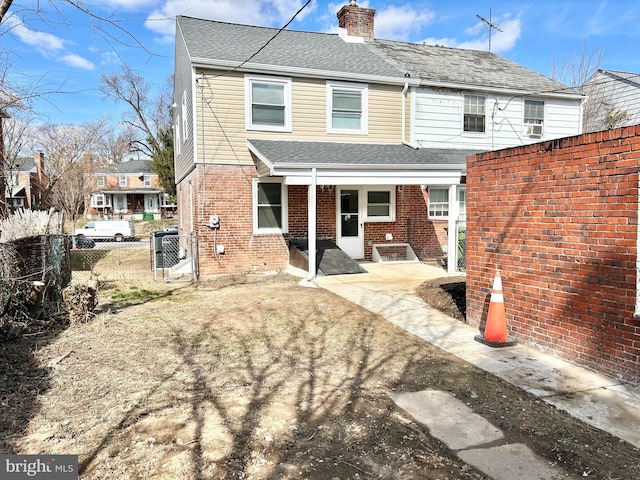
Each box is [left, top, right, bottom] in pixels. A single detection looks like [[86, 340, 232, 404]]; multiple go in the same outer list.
[[4, 151, 48, 211], [86, 159, 175, 220], [173, 3, 583, 278]]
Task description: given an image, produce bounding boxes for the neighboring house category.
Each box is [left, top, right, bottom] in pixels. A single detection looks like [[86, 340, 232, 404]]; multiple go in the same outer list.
[[4, 151, 48, 211], [85, 159, 175, 220], [173, 3, 583, 278], [583, 69, 640, 132]]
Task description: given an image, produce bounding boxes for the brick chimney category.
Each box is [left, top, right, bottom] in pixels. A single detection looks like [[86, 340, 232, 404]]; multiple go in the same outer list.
[[34, 151, 45, 180], [337, 1, 376, 43]]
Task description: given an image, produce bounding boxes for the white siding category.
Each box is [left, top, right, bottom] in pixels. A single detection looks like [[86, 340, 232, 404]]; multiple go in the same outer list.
[[584, 72, 640, 132], [173, 27, 196, 183], [412, 87, 582, 150]]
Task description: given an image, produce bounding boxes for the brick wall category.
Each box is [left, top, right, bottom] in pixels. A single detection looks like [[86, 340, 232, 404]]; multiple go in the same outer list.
[[467, 125, 640, 384], [187, 164, 289, 276]]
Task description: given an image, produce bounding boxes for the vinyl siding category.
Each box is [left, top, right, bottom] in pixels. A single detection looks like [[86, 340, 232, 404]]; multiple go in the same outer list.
[[584, 72, 640, 132], [173, 26, 196, 183], [412, 87, 582, 150], [194, 69, 404, 167]]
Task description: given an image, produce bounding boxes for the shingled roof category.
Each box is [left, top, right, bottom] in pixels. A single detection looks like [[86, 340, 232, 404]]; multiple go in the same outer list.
[[177, 15, 580, 96]]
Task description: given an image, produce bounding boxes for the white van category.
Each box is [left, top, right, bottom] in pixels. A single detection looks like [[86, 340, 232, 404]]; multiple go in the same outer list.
[[75, 220, 136, 242]]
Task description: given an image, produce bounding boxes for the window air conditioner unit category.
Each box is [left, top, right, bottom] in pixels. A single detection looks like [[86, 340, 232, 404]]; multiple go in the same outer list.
[[526, 124, 542, 138]]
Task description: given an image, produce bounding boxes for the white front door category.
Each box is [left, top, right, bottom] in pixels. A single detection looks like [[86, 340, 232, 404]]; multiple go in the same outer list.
[[337, 187, 364, 259], [144, 194, 158, 213]]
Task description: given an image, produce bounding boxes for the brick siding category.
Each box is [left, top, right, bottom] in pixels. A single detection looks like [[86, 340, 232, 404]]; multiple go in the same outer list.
[[466, 125, 640, 384], [186, 165, 449, 276]]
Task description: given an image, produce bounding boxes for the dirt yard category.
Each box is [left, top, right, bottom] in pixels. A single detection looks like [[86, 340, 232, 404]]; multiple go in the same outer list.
[[1, 273, 638, 479]]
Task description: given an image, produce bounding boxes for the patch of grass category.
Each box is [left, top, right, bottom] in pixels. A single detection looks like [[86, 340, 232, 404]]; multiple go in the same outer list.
[[109, 287, 169, 308]]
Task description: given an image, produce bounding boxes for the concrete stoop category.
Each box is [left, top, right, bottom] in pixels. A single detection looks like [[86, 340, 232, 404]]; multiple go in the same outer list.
[[391, 390, 581, 480]]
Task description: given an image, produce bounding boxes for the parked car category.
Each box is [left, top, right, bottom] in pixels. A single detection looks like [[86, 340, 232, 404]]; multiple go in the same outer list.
[[66, 235, 96, 249], [75, 220, 136, 242]]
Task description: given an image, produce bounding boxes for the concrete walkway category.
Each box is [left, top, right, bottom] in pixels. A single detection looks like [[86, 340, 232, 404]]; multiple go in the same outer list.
[[312, 262, 640, 478]]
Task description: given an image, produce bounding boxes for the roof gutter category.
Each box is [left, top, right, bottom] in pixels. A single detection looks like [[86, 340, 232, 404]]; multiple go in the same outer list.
[[417, 79, 585, 100], [191, 58, 421, 87]]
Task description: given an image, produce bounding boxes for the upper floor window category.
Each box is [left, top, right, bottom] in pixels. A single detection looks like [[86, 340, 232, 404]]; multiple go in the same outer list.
[[463, 94, 486, 133], [327, 81, 368, 134], [119, 175, 127, 187], [181, 90, 188, 140], [96, 175, 105, 187], [245, 75, 292, 132], [143, 175, 151, 187], [524, 99, 544, 138], [253, 178, 288, 234]]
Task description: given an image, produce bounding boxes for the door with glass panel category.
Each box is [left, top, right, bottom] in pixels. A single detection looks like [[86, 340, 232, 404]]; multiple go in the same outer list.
[[337, 187, 364, 259]]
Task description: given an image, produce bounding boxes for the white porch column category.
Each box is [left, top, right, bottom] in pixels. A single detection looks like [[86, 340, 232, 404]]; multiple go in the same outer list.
[[447, 184, 460, 274], [307, 168, 317, 281]]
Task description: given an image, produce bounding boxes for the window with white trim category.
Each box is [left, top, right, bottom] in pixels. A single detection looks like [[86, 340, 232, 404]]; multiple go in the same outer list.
[[253, 179, 288, 234], [119, 175, 127, 187], [365, 187, 395, 222], [245, 75, 292, 132], [181, 90, 188, 140], [174, 119, 181, 155], [143, 175, 151, 187], [96, 175, 105, 187], [428, 187, 466, 219], [327, 81, 368, 134], [91, 193, 111, 208], [524, 99, 544, 138], [463, 94, 486, 133]]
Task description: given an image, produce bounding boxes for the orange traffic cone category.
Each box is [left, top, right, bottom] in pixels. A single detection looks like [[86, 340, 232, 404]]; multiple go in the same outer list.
[[474, 269, 517, 347]]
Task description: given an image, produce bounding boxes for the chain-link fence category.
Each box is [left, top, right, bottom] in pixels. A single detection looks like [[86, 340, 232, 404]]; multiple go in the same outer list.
[[150, 232, 198, 282], [70, 233, 198, 282], [456, 221, 466, 272]]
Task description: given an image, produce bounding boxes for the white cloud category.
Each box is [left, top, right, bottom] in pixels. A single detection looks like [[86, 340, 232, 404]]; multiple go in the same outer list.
[[374, 4, 435, 41], [144, 0, 314, 39], [6, 16, 66, 52], [61, 54, 95, 70]]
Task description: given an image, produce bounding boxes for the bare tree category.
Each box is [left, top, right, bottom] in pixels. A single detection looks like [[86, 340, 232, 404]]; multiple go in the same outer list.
[[96, 126, 136, 165], [550, 41, 605, 131], [29, 120, 109, 208], [100, 66, 172, 157], [49, 158, 94, 228]]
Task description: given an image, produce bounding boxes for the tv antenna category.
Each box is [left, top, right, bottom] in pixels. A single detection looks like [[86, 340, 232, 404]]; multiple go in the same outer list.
[[476, 8, 503, 52]]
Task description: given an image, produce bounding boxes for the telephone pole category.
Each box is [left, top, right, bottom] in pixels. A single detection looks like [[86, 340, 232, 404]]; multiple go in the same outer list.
[[476, 8, 503, 52]]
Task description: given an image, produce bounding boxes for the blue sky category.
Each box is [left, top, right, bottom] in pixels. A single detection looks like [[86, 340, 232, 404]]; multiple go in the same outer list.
[[2, 0, 640, 127]]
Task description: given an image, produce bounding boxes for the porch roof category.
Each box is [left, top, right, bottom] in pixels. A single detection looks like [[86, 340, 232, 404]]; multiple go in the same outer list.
[[95, 188, 163, 195], [247, 139, 478, 186]]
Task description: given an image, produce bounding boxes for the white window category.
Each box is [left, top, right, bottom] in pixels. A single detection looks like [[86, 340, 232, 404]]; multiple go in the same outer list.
[[174, 119, 181, 155], [253, 179, 288, 234], [91, 193, 111, 208], [463, 94, 486, 133], [458, 187, 467, 221], [143, 175, 151, 187], [245, 75, 292, 132], [524, 99, 544, 138], [327, 81, 368, 134], [365, 187, 395, 222], [119, 175, 127, 187], [429, 187, 466, 219], [96, 175, 105, 187], [8, 173, 18, 187], [181, 90, 188, 140]]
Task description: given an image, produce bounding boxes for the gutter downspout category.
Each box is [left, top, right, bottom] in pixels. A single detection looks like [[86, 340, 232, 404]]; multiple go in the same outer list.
[[402, 82, 415, 148]]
